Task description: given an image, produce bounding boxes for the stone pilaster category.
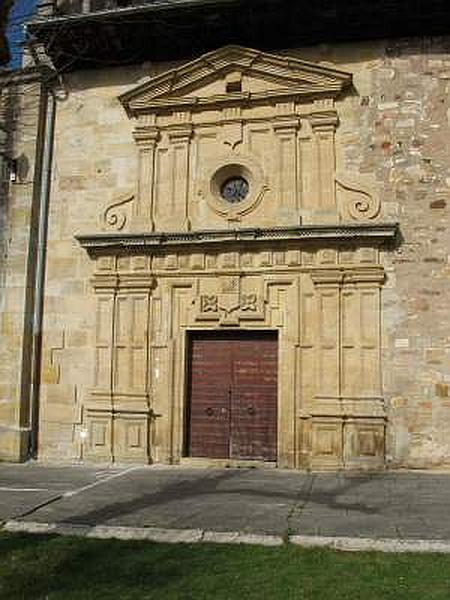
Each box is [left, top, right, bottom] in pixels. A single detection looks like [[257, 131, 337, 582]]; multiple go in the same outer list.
[[310, 102, 339, 210], [273, 116, 301, 217], [167, 122, 193, 231], [132, 125, 159, 231]]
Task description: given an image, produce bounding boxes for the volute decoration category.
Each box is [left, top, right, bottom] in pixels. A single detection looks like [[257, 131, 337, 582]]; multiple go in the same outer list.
[[103, 193, 135, 231], [336, 177, 381, 221]]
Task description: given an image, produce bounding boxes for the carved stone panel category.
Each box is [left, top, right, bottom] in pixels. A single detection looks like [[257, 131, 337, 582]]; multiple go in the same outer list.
[[83, 410, 113, 463], [196, 291, 265, 325], [114, 413, 151, 464]]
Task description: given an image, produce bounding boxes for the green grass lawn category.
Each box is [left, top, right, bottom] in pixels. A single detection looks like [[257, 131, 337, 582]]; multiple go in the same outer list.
[[1, 532, 450, 599]]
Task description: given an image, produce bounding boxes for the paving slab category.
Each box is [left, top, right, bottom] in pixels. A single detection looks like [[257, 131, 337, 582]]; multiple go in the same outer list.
[[0, 463, 126, 522], [0, 463, 113, 489], [18, 467, 308, 534], [1, 464, 450, 544]]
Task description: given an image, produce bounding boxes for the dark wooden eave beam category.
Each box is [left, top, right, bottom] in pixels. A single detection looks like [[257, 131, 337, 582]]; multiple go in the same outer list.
[[27, 0, 450, 73]]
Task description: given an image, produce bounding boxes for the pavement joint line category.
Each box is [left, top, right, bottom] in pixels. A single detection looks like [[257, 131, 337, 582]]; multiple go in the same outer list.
[[62, 465, 142, 498], [11, 495, 64, 520], [0, 487, 52, 492], [4, 467, 142, 521], [285, 473, 316, 537], [4, 520, 450, 553]]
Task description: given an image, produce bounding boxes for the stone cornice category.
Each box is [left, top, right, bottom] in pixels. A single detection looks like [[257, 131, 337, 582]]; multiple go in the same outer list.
[[127, 87, 344, 114], [310, 266, 386, 286], [76, 223, 399, 254], [119, 45, 352, 117]]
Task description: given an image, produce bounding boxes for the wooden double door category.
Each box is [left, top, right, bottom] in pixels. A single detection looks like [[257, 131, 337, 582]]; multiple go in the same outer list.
[[187, 331, 278, 461]]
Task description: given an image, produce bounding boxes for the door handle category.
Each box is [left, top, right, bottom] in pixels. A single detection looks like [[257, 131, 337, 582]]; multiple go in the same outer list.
[[247, 405, 255, 415], [205, 407, 214, 416]]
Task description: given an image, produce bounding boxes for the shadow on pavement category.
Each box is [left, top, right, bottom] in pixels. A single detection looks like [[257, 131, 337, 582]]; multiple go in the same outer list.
[[66, 470, 379, 526]]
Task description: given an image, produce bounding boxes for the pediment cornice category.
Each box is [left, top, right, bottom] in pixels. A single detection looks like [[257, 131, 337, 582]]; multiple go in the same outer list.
[[120, 45, 352, 116]]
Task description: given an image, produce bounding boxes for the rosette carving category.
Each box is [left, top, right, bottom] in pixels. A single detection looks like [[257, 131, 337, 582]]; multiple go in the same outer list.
[[241, 293, 257, 312], [201, 295, 218, 313]]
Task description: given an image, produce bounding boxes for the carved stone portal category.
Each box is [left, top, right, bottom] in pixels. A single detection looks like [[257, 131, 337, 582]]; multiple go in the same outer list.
[[77, 45, 397, 469]]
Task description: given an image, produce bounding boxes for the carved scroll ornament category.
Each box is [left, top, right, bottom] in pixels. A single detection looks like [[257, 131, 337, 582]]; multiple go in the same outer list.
[[103, 193, 135, 231], [336, 177, 380, 221]]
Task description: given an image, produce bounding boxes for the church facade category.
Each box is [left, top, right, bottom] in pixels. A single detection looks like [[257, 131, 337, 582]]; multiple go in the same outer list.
[[1, 15, 450, 469], [73, 46, 395, 469]]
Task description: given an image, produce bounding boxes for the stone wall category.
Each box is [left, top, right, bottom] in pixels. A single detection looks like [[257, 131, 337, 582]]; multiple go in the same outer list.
[[368, 40, 450, 468], [302, 38, 450, 468], [38, 67, 140, 460], [2, 37, 449, 468], [0, 74, 41, 460]]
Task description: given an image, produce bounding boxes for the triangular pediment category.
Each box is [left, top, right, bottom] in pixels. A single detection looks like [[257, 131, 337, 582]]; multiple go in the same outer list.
[[120, 45, 352, 115]]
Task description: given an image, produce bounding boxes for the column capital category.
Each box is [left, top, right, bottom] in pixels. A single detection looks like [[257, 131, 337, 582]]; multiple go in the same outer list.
[[167, 123, 193, 142], [273, 116, 301, 134], [310, 269, 344, 286], [91, 273, 119, 292], [309, 110, 339, 132], [133, 126, 159, 147], [343, 267, 385, 285]]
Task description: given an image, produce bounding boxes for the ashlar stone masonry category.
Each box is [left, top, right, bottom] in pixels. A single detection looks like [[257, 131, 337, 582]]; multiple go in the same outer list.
[[1, 39, 449, 470]]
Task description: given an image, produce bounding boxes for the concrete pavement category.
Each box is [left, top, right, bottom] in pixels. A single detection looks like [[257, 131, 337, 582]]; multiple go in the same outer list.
[[1, 463, 450, 550]]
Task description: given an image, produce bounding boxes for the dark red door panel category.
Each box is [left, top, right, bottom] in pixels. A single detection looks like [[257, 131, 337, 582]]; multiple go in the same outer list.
[[188, 336, 231, 459], [187, 331, 278, 461], [231, 335, 278, 461]]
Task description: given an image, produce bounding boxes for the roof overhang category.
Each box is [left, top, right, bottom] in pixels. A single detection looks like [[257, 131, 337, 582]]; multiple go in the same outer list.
[[0, 0, 14, 66], [0, 33, 9, 66], [27, 0, 450, 73]]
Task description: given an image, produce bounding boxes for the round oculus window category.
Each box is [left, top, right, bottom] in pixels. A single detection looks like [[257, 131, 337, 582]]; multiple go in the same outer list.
[[220, 176, 249, 204]]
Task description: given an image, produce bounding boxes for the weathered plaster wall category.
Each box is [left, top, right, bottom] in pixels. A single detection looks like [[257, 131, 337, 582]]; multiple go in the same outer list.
[[34, 39, 450, 468]]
